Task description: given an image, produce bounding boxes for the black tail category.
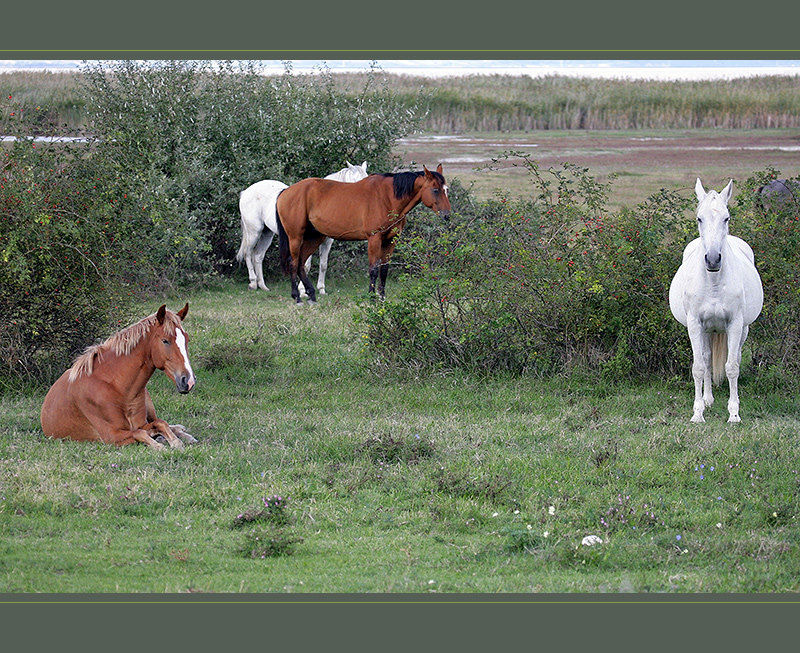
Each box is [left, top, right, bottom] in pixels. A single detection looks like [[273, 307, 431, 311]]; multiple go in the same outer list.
[[276, 192, 292, 276]]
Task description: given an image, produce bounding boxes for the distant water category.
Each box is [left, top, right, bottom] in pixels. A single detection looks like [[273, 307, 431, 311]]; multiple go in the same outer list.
[[2, 59, 800, 80]]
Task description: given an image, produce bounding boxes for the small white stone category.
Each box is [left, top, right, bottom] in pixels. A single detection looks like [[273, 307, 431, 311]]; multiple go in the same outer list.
[[581, 535, 603, 546]]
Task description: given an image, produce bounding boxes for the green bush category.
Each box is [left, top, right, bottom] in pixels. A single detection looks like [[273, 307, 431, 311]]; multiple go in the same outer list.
[[0, 61, 425, 390], [734, 168, 800, 387], [360, 159, 800, 385], [0, 97, 130, 387], [80, 60, 425, 267], [358, 156, 697, 379]]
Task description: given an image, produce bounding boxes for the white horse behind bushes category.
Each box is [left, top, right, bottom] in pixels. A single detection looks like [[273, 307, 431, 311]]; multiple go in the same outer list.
[[669, 178, 764, 423], [237, 162, 368, 294]]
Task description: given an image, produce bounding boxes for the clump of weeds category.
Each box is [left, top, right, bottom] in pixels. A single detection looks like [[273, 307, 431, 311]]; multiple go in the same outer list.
[[231, 494, 301, 558]]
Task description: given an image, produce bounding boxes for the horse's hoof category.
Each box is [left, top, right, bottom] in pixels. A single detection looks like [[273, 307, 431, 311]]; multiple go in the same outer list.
[[690, 414, 705, 423], [728, 415, 741, 423], [248, 283, 258, 291]]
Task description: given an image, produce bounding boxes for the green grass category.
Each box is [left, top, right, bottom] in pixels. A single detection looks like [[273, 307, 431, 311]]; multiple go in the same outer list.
[[2, 276, 800, 593]]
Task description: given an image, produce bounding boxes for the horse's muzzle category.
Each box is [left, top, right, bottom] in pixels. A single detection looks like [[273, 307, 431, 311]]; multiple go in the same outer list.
[[705, 253, 721, 272], [175, 374, 195, 394]]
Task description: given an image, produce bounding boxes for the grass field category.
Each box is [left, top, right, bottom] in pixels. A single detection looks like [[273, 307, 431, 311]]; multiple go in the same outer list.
[[3, 69, 800, 592], [2, 277, 799, 593]]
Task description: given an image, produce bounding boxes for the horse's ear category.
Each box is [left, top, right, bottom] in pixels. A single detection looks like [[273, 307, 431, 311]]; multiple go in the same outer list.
[[695, 178, 707, 202], [361, 161, 367, 171], [721, 179, 734, 204], [177, 302, 189, 321], [423, 165, 432, 177], [156, 305, 167, 324], [436, 164, 443, 174]]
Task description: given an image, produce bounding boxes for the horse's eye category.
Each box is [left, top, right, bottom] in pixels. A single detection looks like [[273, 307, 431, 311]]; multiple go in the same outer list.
[[162, 339, 170, 345]]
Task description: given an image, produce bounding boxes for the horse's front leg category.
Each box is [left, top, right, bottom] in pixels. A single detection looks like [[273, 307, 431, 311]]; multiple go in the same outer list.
[[687, 320, 710, 422], [367, 237, 383, 297], [725, 322, 747, 423], [376, 238, 397, 300], [144, 418, 184, 449]]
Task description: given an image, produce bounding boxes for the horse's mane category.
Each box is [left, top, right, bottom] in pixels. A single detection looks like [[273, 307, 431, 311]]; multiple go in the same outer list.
[[380, 170, 446, 200], [68, 310, 183, 381]]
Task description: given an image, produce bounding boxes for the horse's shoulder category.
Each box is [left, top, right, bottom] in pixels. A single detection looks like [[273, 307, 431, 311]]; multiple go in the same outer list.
[[728, 235, 755, 260]]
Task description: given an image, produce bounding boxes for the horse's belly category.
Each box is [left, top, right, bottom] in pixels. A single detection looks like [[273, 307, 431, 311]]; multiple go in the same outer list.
[[308, 215, 366, 240]]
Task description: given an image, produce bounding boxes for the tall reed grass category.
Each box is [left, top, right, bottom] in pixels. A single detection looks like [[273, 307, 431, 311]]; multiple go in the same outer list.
[[331, 72, 800, 131], [3, 69, 800, 133]]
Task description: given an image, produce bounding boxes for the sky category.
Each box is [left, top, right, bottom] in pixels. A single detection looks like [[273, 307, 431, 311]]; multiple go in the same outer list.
[[2, 59, 800, 80]]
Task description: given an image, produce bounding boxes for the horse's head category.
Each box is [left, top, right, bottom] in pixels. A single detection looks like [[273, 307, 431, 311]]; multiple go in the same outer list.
[[338, 161, 369, 183], [419, 164, 451, 219], [152, 303, 196, 394], [695, 178, 733, 272]]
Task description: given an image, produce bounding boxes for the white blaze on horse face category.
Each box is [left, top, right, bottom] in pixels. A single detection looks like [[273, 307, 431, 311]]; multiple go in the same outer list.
[[175, 328, 195, 389]]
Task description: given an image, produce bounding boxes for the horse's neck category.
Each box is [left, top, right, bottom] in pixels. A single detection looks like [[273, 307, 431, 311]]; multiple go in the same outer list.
[[94, 338, 157, 395], [388, 180, 423, 217]]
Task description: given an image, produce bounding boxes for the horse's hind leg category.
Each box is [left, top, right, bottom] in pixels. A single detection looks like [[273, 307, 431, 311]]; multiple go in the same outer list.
[[253, 230, 275, 291], [298, 235, 326, 304], [297, 261, 317, 304], [239, 223, 263, 291], [316, 237, 334, 295], [299, 256, 313, 298]]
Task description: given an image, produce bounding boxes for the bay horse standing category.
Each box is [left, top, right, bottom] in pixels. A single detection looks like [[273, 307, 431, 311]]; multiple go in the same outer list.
[[275, 164, 451, 303], [236, 162, 368, 295], [669, 179, 764, 423], [40, 304, 197, 450]]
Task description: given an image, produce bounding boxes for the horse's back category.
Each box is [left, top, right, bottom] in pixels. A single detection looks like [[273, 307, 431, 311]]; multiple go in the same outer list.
[[240, 180, 287, 230], [278, 176, 379, 240]]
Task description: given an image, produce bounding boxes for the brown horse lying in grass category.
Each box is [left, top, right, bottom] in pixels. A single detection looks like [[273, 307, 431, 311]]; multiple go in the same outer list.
[[40, 303, 197, 450]]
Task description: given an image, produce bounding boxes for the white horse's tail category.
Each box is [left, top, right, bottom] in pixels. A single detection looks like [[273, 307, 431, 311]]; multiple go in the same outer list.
[[711, 332, 727, 384], [235, 229, 249, 263]]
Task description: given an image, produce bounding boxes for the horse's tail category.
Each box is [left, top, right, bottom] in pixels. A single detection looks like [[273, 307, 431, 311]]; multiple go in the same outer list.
[[235, 228, 248, 263], [276, 192, 291, 276], [711, 332, 727, 384], [236, 189, 250, 263]]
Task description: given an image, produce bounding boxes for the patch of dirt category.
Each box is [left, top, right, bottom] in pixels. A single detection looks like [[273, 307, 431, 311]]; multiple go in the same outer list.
[[393, 130, 800, 210]]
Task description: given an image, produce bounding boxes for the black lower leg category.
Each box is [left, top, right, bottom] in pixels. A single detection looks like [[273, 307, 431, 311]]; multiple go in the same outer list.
[[378, 262, 389, 299]]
